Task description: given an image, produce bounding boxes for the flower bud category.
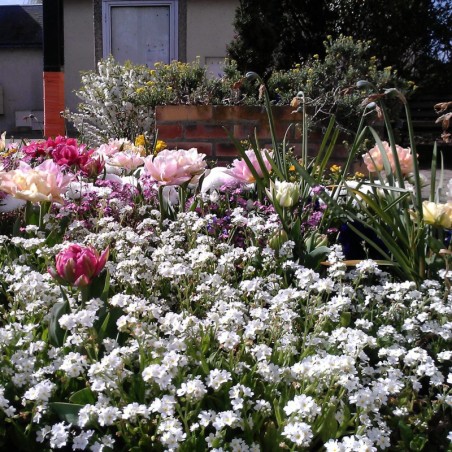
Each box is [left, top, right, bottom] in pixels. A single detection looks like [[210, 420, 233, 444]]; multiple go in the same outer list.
[[268, 230, 289, 251], [267, 180, 300, 208]]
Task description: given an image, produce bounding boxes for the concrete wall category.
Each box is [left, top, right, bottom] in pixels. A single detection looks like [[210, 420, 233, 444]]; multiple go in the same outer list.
[[186, 0, 238, 71], [0, 48, 43, 134], [63, 0, 96, 116]]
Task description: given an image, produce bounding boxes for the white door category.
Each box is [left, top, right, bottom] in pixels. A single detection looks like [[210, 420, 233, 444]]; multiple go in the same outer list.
[[103, 0, 178, 67]]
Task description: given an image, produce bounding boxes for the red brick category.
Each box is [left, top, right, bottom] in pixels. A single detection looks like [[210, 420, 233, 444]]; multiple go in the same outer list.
[[233, 123, 257, 140], [184, 124, 230, 139], [177, 141, 213, 156], [255, 121, 294, 141], [215, 142, 240, 158], [156, 105, 213, 122], [271, 106, 304, 122], [212, 105, 266, 121], [156, 124, 183, 140]]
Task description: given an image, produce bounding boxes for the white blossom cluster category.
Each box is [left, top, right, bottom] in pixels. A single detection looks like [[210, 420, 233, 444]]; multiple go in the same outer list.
[[0, 209, 450, 451], [64, 56, 154, 145]]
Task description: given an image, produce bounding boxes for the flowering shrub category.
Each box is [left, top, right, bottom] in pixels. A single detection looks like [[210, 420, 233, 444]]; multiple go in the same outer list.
[[64, 57, 155, 146]]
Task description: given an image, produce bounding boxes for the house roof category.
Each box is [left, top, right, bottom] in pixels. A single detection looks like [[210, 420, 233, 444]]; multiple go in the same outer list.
[[0, 6, 43, 48]]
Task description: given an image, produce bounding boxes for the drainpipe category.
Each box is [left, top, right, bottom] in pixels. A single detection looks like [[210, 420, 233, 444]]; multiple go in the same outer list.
[[43, 0, 65, 137]]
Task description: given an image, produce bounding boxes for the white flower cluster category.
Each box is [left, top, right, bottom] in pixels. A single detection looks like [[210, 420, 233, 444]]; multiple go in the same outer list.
[[0, 210, 450, 451]]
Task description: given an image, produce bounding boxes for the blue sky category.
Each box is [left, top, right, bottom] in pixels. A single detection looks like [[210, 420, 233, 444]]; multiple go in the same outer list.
[[0, 1, 41, 4]]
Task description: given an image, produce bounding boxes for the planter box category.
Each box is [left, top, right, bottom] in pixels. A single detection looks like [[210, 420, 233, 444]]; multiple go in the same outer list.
[[155, 105, 350, 166]]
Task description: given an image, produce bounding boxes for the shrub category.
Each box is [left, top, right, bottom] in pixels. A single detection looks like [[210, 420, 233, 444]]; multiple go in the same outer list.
[[64, 57, 155, 146], [266, 36, 414, 133]]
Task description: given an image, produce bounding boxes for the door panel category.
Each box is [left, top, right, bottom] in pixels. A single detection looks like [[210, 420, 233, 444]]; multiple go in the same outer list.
[[103, 1, 178, 67]]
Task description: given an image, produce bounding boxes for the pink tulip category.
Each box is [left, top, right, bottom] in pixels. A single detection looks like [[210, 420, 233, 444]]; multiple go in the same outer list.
[[0, 160, 73, 204], [363, 141, 414, 175], [108, 151, 144, 172], [80, 155, 105, 178], [143, 148, 207, 185], [49, 244, 109, 287], [227, 149, 272, 183]]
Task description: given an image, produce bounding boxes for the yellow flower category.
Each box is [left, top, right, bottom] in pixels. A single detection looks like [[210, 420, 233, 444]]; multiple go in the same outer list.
[[289, 165, 296, 172], [135, 134, 146, 147], [154, 140, 167, 155], [354, 172, 365, 179], [330, 164, 341, 173]]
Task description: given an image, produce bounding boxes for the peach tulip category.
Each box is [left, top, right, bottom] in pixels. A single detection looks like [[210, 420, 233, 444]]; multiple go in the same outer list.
[[0, 160, 72, 204]]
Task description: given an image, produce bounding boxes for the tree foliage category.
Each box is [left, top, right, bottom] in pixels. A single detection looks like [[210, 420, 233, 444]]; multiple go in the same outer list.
[[227, 0, 331, 77], [227, 0, 452, 88]]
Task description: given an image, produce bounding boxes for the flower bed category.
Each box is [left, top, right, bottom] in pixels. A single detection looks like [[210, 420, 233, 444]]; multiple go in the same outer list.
[[0, 89, 451, 451]]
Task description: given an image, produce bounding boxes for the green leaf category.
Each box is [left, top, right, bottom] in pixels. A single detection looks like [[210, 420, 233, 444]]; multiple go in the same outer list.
[[24, 201, 39, 227], [49, 298, 70, 347], [273, 398, 283, 427], [45, 215, 70, 247], [263, 421, 279, 451], [87, 268, 109, 301], [49, 402, 85, 424], [97, 306, 123, 343], [410, 435, 428, 451], [318, 404, 338, 442], [398, 420, 414, 445], [69, 388, 96, 405]]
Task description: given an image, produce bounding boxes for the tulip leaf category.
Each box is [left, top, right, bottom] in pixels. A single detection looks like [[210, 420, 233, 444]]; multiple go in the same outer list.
[[318, 404, 338, 442], [24, 201, 39, 227], [101, 269, 110, 302], [49, 298, 70, 347], [98, 306, 123, 343], [49, 402, 85, 425], [88, 268, 109, 301], [69, 388, 96, 405]]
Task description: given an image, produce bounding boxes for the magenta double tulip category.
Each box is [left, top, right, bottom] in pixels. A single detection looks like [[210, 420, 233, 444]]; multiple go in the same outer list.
[[49, 244, 109, 287]]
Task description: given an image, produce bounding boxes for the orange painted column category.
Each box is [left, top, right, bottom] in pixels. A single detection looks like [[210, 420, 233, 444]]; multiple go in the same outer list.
[[43, 72, 65, 138]]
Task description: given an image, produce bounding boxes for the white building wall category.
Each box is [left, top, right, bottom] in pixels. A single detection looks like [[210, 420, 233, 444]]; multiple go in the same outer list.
[[0, 48, 43, 134], [64, 0, 96, 117], [186, 0, 238, 74]]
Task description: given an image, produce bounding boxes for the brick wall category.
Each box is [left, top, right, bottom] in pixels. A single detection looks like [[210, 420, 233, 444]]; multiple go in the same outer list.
[[155, 105, 350, 166]]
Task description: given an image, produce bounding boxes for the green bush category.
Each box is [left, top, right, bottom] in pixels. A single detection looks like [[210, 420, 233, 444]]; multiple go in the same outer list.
[[265, 36, 414, 133]]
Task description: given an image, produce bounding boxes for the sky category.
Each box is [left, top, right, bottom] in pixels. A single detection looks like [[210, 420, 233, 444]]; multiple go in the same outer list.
[[0, 1, 42, 4]]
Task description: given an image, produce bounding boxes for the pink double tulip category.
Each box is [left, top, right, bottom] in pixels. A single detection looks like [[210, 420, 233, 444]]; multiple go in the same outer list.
[[143, 148, 207, 185], [363, 141, 414, 175], [108, 151, 144, 172], [227, 149, 272, 183], [0, 160, 72, 204], [49, 244, 109, 287]]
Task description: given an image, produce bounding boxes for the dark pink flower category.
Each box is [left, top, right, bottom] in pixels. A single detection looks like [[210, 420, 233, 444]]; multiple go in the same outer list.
[[80, 155, 105, 178], [49, 244, 109, 287]]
